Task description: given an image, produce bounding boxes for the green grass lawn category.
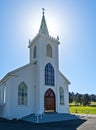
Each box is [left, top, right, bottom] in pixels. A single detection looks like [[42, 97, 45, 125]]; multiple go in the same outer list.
[[69, 106, 96, 114]]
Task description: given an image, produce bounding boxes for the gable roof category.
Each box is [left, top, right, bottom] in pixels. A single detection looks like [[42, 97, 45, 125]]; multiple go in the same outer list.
[[59, 71, 71, 85], [0, 62, 35, 85]]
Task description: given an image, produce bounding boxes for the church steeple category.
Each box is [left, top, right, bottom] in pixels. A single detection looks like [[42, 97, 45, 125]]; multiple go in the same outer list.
[[39, 8, 49, 36]]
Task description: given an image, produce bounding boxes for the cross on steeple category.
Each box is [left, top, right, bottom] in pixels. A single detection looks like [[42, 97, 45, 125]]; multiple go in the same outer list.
[[42, 8, 45, 15]]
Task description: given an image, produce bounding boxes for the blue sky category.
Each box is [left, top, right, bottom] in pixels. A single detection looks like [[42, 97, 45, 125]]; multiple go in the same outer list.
[[0, 0, 96, 94]]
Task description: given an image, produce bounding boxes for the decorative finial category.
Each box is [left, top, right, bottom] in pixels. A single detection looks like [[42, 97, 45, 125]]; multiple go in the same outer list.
[[42, 8, 45, 15], [57, 35, 59, 40], [29, 39, 31, 44]]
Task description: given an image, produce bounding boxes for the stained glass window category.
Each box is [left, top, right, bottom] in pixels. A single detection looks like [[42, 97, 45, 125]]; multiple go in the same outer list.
[[45, 63, 54, 86]]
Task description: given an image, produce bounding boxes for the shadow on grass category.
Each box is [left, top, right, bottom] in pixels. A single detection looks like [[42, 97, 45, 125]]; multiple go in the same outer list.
[[0, 118, 86, 130]]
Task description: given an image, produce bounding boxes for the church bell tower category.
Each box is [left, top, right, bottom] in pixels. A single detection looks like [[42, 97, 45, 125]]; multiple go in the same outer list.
[[28, 9, 60, 114]]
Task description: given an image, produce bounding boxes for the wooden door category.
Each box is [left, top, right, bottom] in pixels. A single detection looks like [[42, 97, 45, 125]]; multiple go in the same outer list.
[[44, 89, 55, 112]]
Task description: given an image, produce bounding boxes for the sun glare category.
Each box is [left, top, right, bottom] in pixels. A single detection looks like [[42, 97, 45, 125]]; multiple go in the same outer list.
[[47, 16, 60, 37], [19, 10, 71, 44]]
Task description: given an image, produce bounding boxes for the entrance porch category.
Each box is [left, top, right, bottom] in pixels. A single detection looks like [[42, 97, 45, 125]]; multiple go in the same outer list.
[[22, 113, 80, 123]]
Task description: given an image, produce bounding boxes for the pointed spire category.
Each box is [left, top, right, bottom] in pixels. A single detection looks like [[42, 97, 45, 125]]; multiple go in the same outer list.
[[39, 8, 49, 36]]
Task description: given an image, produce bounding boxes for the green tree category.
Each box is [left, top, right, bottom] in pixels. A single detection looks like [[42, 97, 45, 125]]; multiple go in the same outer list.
[[90, 94, 96, 102], [73, 93, 82, 105], [81, 94, 91, 106], [69, 92, 73, 103]]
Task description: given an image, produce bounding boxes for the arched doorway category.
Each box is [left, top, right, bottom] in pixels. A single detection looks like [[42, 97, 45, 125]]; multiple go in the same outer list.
[[44, 89, 56, 112]]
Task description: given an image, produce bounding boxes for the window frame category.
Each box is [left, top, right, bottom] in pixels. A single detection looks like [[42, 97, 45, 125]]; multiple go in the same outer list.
[[18, 82, 28, 105], [46, 44, 52, 57], [59, 87, 64, 105], [33, 46, 37, 59]]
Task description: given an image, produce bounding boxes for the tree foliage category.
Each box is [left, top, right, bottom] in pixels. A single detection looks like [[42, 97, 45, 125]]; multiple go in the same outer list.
[[69, 92, 95, 106]]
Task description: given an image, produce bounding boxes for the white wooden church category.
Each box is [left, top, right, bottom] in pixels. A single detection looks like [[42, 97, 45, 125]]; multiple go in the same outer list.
[[0, 11, 70, 119]]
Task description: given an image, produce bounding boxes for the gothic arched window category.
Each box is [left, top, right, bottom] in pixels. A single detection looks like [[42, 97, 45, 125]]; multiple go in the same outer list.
[[18, 82, 27, 105], [3, 86, 6, 104], [46, 44, 52, 57], [59, 87, 64, 105], [45, 63, 54, 86], [33, 46, 37, 59]]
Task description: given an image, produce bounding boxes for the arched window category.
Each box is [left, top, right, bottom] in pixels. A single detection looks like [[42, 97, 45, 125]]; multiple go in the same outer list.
[[45, 63, 54, 86], [59, 87, 64, 105], [33, 46, 37, 59], [18, 82, 27, 105], [3, 86, 6, 104], [46, 44, 52, 57]]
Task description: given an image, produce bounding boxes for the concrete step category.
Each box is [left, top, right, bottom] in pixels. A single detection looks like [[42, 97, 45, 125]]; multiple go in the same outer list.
[[22, 113, 79, 123]]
